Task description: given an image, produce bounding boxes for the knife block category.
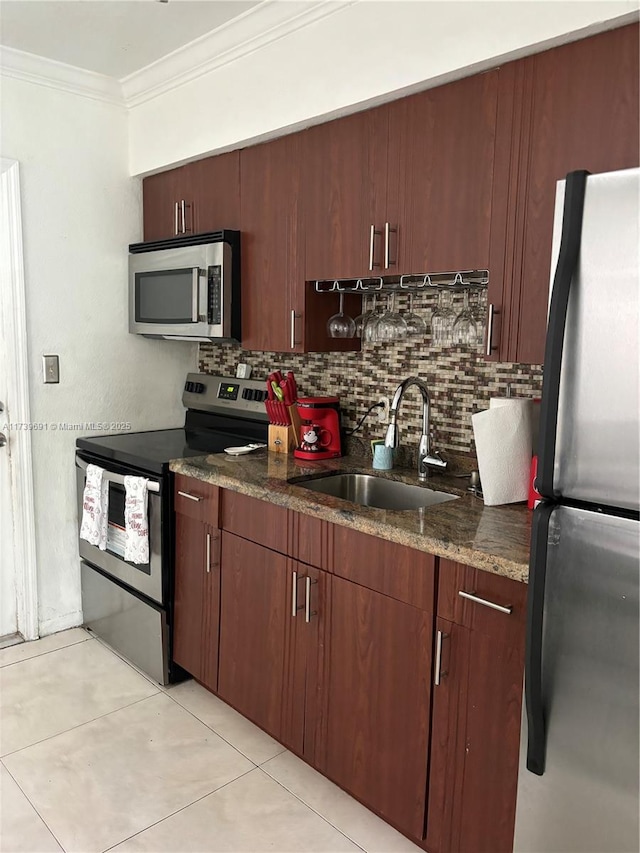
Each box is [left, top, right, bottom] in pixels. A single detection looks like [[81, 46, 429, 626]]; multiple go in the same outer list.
[[268, 424, 296, 454]]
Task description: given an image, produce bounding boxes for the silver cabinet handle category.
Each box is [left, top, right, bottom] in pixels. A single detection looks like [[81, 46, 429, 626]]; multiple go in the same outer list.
[[368, 224, 382, 271], [181, 199, 186, 234], [486, 303, 500, 356], [384, 222, 397, 269], [458, 590, 512, 615], [177, 490, 201, 502], [291, 570, 306, 617], [305, 576, 318, 623], [174, 202, 179, 236], [434, 629, 449, 686], [290, 309, 302, 349], [206, 532, 211, 573]]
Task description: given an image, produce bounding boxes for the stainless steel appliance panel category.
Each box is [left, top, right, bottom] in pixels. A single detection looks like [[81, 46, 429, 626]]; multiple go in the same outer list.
[[81, 562, 168, 685], [514, 505, 639, 852], [129, 240, 232, 340], [76, 461, 164, 605], [550, 168, 639, 510]]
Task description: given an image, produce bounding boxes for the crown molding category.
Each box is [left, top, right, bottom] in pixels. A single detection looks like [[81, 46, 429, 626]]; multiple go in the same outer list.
[[0, 45, 124, 106], [121, 0, 356, 108]]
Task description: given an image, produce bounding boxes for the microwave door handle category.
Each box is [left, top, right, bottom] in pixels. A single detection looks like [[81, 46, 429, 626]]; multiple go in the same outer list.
[[192, 268, 200, 322]]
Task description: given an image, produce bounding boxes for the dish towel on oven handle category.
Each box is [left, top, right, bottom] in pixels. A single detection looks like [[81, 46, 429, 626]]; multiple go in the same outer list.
[[80, 463, 109, 550], [124, 475, 149, 565]]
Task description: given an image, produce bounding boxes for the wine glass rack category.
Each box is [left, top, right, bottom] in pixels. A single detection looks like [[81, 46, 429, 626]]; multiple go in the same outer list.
[[313, 270, 489, 294]]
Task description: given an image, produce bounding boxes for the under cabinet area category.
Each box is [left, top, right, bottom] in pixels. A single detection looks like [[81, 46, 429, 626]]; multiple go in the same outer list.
[[172, 478, 527, 851]]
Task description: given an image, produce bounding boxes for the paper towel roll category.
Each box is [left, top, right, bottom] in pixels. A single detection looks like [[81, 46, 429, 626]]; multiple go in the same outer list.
[[472, 398, 533, 506]]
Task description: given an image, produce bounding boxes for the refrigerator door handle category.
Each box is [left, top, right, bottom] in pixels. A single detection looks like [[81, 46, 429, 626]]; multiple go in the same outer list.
[[537, 170, 589, 499], [525, 501, 557, 776]]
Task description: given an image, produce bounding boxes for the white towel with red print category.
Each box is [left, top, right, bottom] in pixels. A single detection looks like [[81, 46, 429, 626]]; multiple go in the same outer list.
[[80, 464, 109, 550], [124, 475, 149, 565]]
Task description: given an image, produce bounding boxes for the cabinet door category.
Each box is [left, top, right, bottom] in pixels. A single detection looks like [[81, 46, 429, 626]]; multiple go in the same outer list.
[[218, 532, 288, 739], [186, 150, 240, 234], [437, 560, 527, 853], [325, 575, 433, 841], [514, 24, 639, 364], [281, 563, 329, 766], [304, 108, 388, 281], [173, 515, 220, 690], [239, 134, 303, 352], [142, 167, 187, 241], [386, 71, 499, 275]]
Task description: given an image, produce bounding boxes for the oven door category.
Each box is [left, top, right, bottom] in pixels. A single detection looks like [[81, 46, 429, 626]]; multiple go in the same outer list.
[[76, 456, 164, 605]]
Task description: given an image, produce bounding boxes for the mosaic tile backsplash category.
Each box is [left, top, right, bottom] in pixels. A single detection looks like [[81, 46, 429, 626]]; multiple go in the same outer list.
[[200, 291, 543, 459]]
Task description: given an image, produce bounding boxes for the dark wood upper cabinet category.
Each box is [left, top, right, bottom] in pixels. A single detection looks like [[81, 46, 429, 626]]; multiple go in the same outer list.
[[488, 23, 640, 364], [217, 531, 288, 740], [185, 150, 240, 234], [239, 133, 303, 352], [142, 152, 240, 242], [387, 70, 499, 275], [304, 108, 389, 281], [142, 166, 188, 242], [515, 24, 640, 364], [325, 575, 433, 842]]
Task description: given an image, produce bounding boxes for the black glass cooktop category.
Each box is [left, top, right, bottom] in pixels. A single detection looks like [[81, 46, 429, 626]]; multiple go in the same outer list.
[[77, 427, 258, 476]]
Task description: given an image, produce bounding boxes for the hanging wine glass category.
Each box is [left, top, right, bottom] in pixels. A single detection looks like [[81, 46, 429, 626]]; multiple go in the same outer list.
[[403, 292, 427, 337], [468, 288, 485, 347], [452, 290, 478, 346], [431, 290, 456, 346], [376, 292, 408, 342], [353, 292, 375, 338], [327, 291, 356, 338], [363, 294, 383, 343]]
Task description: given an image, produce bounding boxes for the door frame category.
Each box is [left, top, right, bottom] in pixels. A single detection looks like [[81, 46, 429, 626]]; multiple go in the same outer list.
[[1, 158, 38, 640]]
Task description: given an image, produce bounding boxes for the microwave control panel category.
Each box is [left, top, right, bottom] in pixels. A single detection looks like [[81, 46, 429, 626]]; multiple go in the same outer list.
[[207, 265, 222, 325]]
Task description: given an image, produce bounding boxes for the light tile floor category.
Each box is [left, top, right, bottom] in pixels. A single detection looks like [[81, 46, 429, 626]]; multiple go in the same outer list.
[[0, 629, 422, 853]]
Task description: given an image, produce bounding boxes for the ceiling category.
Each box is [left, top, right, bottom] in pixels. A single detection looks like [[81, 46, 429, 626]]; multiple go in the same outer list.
[[0, 0, 261, 79]]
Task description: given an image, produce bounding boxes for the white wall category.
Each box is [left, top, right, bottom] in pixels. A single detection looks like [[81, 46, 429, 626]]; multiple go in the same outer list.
[[1, 76, 197, 636], [128, 0, 639, 175]]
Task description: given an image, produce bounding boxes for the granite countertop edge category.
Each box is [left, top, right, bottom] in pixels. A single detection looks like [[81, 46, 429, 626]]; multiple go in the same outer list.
[[170, 453, 531, 584]]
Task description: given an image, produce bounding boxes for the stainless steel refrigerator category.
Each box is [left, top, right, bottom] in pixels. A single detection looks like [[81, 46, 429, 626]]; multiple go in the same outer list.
[[514, 168, 639, 852]]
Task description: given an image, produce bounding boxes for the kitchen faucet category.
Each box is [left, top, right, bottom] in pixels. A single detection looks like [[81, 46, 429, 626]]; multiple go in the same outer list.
[[384, 377, 447, 482]]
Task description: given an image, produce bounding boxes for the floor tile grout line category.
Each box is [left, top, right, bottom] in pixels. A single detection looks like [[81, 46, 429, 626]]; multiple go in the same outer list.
[[260, 762, 388, 853], [1, 691, 160, 760], [160, 685, 269, 767], [0, 758, 66, 852], [99, 766, 258, 853], [254, 766, 368, 853], [0, 633, 92, 669]]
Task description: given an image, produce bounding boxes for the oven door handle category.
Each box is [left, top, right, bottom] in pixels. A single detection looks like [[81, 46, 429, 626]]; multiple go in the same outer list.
[[76, 456, 161, 493]]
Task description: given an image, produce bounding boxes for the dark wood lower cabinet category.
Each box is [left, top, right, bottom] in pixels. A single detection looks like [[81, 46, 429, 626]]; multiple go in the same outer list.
[[173, 512, 220, 691], [325, 575, 434, 842], [174, 486, 528, 853], [217, 532, 288, 740]]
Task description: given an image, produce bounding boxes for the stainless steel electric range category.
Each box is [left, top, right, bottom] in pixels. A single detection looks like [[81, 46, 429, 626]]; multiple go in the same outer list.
[[76, 373, 269, 684]]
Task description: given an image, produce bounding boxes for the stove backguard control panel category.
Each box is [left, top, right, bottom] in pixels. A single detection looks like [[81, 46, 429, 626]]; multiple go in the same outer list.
[[182, 373, 270, 420]]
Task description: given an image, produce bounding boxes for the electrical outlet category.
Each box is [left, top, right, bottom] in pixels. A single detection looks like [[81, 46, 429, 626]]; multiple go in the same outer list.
[[377, 397, 390, 423]]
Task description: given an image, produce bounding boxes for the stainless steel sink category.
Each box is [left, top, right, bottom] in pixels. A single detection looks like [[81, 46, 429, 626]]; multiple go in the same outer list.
[[290, 473, 459, 511]]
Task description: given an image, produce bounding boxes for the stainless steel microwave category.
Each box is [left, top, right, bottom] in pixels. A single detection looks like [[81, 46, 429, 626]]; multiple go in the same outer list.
[[128, 231, 240, 341]]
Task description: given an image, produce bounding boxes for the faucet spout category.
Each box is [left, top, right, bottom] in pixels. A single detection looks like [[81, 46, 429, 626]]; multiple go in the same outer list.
[[384, 376, 446, 482]]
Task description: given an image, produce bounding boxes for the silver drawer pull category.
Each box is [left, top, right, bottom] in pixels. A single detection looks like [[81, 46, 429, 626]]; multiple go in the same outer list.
[[177, 490, 201, 502], [206, 532, 211, 573], [458, 590, 512, 615], [434, 629, 449, 686], [305, 576, 318, 623]]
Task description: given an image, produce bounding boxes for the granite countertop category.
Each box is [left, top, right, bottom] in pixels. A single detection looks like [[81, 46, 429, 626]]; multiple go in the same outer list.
[[170, 451, 532, 583]]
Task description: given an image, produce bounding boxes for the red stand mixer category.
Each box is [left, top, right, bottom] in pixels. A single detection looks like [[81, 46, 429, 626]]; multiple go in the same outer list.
[[293, 396, 342, 460]]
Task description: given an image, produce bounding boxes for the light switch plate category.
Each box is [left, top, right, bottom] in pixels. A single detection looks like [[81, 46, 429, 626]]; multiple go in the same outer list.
[[43, 355, 59, 384]]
